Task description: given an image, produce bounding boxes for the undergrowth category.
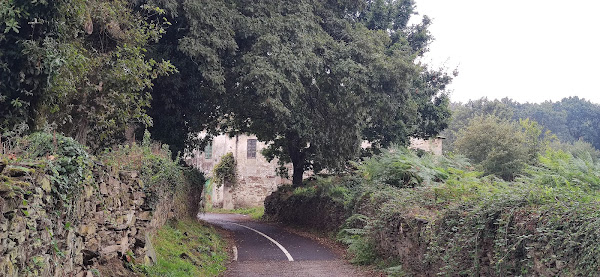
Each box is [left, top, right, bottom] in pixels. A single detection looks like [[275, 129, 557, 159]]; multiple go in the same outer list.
[[144, 219, 228, 277], [271, 146, 600, 276]]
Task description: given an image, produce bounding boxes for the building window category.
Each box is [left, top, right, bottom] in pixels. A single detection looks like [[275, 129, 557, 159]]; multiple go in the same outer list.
[[247, 139, 257, 159], [204, 143, 212, 159]]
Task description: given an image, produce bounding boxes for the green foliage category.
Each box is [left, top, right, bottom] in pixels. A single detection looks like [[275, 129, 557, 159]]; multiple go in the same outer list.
[[146, 0, 452, 186], [212, 152, 236, 186], [0, 0, 175, 150], [144, 219, 228, 277], [100, 133, 200, 211], [21, 132, 93, 207], [550, 139, 600, 163], [206, 206, 265, 220], [270, 142, 600, 275], [455, 115, 527, 180], [523, 149, 600, 190], [519, 117, 556, 164], [292, 186, 317, 198], [337, 214, 378, 265], [444, 96, 600, 153], [358, 147, 449, 188]]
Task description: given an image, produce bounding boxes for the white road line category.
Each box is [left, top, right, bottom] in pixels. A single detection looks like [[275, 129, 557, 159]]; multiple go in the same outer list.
[[230, 222, 294, 261], [233, 246, 238, 261]]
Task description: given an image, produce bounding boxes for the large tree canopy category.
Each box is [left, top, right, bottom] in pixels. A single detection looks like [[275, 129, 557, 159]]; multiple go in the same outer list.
[[2, 0, 452, 184], [0, 0, 174, 149], [147, 0, 452, 185]]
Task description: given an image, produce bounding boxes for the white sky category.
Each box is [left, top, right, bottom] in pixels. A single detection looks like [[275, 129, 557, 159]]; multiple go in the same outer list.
[[412, 0, 600, 104]]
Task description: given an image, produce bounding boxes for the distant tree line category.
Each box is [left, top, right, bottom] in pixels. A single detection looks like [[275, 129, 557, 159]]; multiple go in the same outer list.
[[444, 97, 600, 151], [444, 97, 600, 180]]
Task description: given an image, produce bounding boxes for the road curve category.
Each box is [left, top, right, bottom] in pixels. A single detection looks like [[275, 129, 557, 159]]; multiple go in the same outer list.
[[198, 213, 370, 277]]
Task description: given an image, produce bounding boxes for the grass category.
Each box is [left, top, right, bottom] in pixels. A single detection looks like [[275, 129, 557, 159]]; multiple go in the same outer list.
[[206, 206, 265, 220], [145, 219, 228, 277]]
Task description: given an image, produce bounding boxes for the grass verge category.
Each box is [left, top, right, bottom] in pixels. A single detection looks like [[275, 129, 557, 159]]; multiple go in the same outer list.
[[206, 206, 265, 220], [145, 219, 228, 277]]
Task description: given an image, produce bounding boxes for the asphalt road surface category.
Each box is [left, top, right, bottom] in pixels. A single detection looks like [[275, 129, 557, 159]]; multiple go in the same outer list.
[[198, 213, 370, 277]]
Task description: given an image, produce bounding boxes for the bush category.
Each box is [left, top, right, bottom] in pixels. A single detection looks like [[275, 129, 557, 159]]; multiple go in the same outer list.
[[101, 131, 204, 213], [20, 132, 94, 207], [358, 147, 450, 188], [267, 144, 600, 276], [212, 152, 236, 186], [455, 115, 527, 180]]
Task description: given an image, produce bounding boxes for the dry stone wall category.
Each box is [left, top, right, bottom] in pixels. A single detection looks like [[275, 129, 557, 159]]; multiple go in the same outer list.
[[0, 161, 198, 277]]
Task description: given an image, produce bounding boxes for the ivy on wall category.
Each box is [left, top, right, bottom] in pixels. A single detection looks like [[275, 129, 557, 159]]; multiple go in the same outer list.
[[212, 152, 236, 187]]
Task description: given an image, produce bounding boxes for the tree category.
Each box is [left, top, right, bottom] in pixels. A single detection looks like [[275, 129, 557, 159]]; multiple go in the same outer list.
[[441, 97, 516, 153], [143, 0, 451, 185], [230, 1, 451, 185], [455, 115, 527, 180], [0, 0, 174, 149]]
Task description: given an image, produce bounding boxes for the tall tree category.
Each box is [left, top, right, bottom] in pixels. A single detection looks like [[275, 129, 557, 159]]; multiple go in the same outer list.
[[146, 0, 452, 185], [0, 0, 173, 149]]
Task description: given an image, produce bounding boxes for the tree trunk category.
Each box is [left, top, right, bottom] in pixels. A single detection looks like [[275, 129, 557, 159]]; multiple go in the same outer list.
[[287, 131, 305, 187], [292, 162, 304, 187]]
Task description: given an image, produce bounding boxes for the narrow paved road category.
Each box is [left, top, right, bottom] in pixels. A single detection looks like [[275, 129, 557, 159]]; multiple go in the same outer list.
[[198, 213, 370, 277]]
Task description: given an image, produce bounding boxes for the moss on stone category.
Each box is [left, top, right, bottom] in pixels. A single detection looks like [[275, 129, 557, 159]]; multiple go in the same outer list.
[[3, 166, 35, 177]]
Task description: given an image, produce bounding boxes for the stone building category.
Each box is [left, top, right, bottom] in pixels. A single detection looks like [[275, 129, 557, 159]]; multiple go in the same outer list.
[[409, 136, 445, 156], [190, 134, 444, 209], [188, 134, 291, 209]]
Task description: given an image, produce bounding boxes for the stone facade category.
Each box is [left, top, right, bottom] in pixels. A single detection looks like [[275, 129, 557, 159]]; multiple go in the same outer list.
[[189, 134, 291, 209], [408, 136, 445, 156]]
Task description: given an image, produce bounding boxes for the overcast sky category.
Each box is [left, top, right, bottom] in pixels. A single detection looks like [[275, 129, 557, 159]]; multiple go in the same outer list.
[[412, 0, 600, 104]]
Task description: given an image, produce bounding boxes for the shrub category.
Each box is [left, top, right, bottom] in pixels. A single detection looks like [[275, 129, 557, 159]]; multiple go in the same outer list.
[[455, 115, 527, 180], [21, 132, 94, 208], [212, 152, 236, 186]]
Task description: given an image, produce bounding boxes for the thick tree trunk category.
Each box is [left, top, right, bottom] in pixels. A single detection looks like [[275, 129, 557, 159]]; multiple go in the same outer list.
[[287, 131, 305, 187], [292, 162, 304, 187]]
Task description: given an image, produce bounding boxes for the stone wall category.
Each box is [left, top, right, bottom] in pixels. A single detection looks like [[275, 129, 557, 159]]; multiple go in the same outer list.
[[0, 161, 199, 276]]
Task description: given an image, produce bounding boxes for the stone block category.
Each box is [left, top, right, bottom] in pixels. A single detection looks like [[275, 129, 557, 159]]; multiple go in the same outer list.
[[78, 224, 97, 237], [137, 211, 152, 221], [100, 244, 121, 255], [99, 182, 108, 195]]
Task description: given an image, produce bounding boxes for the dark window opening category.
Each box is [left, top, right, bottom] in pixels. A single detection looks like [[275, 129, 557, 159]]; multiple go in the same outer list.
[[247, 139, 257, 159], [204, 143, 212, 159]]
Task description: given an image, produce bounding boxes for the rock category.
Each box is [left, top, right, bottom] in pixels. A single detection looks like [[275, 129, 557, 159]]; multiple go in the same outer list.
[[125, 211, 135, 225], [82, 249, 100, 266], [101, 244, 121, 255], [3, 166, 34, 177], [120, 236, 129, 254], [137, 211, 152, 221], [0, 183, 11, 193], [144, 232, 157, 266], [37, 176, 51, 193], [99, 182, 108, 195], [6, 238, 16, 251], [84, 185, 95, 198], [79, 224, 97, 237]]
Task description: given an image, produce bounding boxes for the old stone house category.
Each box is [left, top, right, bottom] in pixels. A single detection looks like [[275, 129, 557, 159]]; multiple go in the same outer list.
[[408, 136, 445, 156], [188, 134, 291, 209], [189, 134, 444, 209]]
